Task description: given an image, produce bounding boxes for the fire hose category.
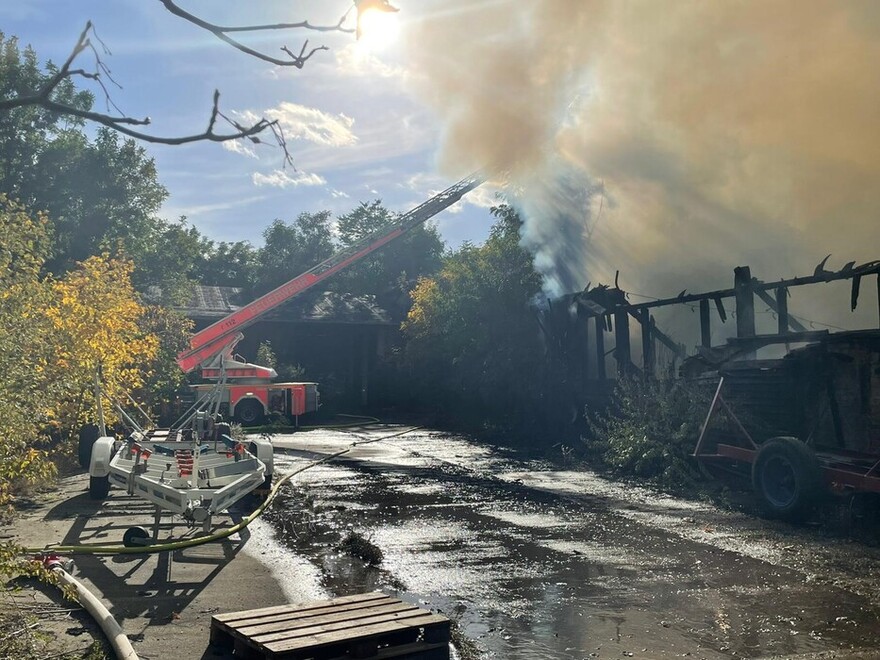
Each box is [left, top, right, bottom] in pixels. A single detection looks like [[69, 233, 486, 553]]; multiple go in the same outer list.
[[41, 555, 139, 660], [28, 425, 422, 660], [27, 425, 421, 556]]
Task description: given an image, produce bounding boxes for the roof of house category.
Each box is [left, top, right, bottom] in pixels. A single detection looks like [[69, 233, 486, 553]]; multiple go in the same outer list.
[[174, 285, 393, 325]]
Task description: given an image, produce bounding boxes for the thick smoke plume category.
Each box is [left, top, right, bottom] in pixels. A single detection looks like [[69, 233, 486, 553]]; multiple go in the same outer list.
[[403, 0, 880, 304]]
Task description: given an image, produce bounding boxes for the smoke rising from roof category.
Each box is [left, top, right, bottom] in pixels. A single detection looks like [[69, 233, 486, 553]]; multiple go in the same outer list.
[[403, 0, 880, 300]]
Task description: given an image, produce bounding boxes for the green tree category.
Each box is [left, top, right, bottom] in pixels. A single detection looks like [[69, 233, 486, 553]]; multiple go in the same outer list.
[[195, 239, 259, 288], [0, 34, 91, 198], [402, 205, 545, 426], [0, 195, 57, 511], [31, 128, 168, 275], [334, 200, 444, 320], [252, 212, 335, 294], [133, 218, 213, 304], [0, 34, 176, 286]]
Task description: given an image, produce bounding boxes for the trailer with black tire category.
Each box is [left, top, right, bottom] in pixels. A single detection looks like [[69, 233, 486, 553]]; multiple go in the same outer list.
[[693, 330, 880, 520]]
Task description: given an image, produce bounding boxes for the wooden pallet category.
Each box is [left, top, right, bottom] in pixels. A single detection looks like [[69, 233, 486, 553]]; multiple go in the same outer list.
[[210, 592, 450, 659]]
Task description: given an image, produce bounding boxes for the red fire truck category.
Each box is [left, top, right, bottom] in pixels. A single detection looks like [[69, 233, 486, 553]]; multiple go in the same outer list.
[[175, 172, 485, 425]]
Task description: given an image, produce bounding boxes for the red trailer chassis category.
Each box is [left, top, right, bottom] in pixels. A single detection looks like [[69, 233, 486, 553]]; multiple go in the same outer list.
[[693, 331, 880, 518], [694, 377, 880, 496]]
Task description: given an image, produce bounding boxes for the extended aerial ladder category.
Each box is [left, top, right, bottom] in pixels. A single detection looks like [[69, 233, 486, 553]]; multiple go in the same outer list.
[[176, 171, 484, 374], [84, 172, 485, 543]]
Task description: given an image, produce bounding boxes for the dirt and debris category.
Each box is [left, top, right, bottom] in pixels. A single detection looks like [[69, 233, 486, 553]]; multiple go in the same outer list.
[[4, 426, 880, 659], [265, 427, 880, 659]]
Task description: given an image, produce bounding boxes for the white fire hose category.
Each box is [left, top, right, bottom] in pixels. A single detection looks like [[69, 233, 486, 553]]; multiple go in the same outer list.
[[44, 556, 139, 660]]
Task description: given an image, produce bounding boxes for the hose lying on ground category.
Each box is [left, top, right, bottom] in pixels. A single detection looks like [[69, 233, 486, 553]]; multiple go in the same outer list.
[[249, 413, 382, 434], [26, 425, 423, 556], [48, 563, 139, 660]]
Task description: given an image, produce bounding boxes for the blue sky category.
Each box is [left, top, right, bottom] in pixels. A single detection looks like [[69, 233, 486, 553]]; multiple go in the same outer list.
[[5, 1, 879, 341], [2, 0, 499, 248]]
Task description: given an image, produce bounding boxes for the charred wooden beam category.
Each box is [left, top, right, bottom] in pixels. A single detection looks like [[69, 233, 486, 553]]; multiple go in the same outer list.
[[775, 286, 788, 335], [622, 261, 880, 312], [753, 285, 807, 333], [700, 299, 711, 347], [594, 316, 606, 381], [626, 309, 686, 359], [639, 309, 655, 377], [734, 266, 756, 341], [726, 330, 829, 350], [614, 310, 631, 377]]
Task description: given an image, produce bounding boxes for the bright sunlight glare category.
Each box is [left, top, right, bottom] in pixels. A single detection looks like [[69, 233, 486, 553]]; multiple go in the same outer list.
[[358, 8, 400, 49]]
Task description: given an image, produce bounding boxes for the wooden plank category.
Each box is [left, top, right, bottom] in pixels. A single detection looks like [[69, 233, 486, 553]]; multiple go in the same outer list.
[[214, 592, 390, 624], [224, 598, 404, 632], [241, 602, 417, 638], [265, 613, 449, 654], [623, 261, 880, 312], [367, 641, 450, 660], [211, 594, 449, 660], [259, 609, 445, 647], [753, 286, 807, 333], [726, 330, 829, 349]]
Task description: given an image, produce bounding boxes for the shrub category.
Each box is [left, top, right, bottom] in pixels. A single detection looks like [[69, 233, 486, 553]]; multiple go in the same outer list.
[[586, 376, 713, 490]]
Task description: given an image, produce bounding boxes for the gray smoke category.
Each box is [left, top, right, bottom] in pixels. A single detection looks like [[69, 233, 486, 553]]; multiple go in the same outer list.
[[403, 0, 880, 309]]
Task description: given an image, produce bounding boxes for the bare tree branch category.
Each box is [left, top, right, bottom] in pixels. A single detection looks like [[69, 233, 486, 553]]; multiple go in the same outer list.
[[157, 0, 354, 68], [0, 20, 296, 162], [0, 0, 361, 158]]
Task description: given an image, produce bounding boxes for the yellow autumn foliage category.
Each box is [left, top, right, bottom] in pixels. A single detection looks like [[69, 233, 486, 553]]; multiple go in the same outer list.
[[44, 255, 159, 429], [0, 196, 162, 512]]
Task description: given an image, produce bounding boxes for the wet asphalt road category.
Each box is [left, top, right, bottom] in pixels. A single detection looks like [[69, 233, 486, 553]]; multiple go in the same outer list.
[[256, 426, 880, 659]]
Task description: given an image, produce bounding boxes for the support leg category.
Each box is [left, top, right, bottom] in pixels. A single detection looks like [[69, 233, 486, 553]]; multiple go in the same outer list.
[[152, 506, 162, 540]]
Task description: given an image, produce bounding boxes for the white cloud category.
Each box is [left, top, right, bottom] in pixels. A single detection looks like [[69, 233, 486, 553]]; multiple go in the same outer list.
[[252, 169, 327, 189], [221, 139, 258, 159], [263, 103, 357, 147], [161, 194, 269, 219], [404, 172, 446, 192], [335, 44, 408, 80]]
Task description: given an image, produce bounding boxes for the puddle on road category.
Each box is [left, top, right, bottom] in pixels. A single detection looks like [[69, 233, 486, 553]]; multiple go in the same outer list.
[[256, 431, 880, 659]]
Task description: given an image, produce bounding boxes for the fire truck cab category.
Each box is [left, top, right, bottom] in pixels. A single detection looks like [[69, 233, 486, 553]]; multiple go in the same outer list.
[[190, 381, 319, 425], [192, 354, 319, 426]]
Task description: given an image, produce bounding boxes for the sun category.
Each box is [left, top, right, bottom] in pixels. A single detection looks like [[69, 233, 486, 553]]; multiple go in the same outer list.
[[357, 8, 401, 49]]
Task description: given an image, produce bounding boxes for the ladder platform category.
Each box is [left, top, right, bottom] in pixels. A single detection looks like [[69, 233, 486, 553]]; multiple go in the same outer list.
[[210, 592, 451, 659]]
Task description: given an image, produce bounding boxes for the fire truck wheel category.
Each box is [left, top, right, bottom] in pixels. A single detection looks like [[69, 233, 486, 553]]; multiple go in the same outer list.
[[235, 399, 264, 426], [78, 424, 100, 470], [123, 526, 150, 548], [752, 437, 821, 521], [89, 474, 110, 500]]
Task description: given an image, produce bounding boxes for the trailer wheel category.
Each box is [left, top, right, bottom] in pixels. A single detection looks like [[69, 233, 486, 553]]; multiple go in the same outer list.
[[123, 526, 150, 548], [752, 437, 821, 521], [89, 474, 110, 500], [235, 399, 264, 426], [78, 424, 100, 470]]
